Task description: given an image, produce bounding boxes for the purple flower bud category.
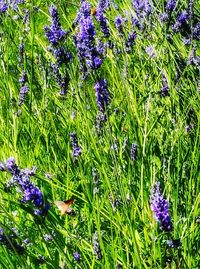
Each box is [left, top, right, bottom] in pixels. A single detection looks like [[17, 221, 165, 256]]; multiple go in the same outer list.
[[93, 231, 102, 260], [161, 73, 169, 97], [94, 79, 109, 112], [0, 2, 8, 13], [70, 132, 82, 160], [166, 0, 176, 12], [74, 252, 81, 262], [130, 143, 137, 161], [150, 182, 172, 232], [114, 15, 127, 36], [44, 5, 66, 46]]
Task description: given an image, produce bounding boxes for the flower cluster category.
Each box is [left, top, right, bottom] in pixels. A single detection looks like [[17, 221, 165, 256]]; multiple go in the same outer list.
[[96, 0, 110, 37], [131, 0, 152, 19], [70, 132, 82, 160], [0, 1, 8, 13], [45, 5, 71, 95], [172, 11, 189, 33], [18, 70, 29, 105], [1, 157, 50, 216], [93, 231, 102, 260], [44, 5, 66, 47], [94, 79, 109, 113], [150, 182, 172, 232], [74, 1, 103, 78], [130, 143, 137, 161], [161, 73, 169, 97], [114, 15, 127, 36], [126, 31, 137, 52]]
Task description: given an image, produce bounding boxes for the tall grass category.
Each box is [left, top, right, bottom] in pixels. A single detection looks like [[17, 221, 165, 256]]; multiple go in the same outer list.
[[0, 0, 199, 268]]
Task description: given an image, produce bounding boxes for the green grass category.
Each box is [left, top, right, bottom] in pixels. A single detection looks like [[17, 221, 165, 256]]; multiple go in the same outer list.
[[0, 0, 199, 268]]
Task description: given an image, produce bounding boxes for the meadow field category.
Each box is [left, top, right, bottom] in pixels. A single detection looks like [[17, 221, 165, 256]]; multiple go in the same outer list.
[[0, 0, 199, 268]]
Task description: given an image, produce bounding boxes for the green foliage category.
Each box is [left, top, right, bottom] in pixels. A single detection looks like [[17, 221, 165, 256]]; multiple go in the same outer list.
[[0, 0, 199, 268]]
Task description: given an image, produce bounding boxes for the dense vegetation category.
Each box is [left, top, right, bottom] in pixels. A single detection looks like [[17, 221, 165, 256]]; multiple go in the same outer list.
[[0, 0, 199, 268]]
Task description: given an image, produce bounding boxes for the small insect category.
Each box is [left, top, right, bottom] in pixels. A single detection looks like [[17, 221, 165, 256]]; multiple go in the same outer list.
[[54, 198, 75, 216], [91, 7, 97, 16]]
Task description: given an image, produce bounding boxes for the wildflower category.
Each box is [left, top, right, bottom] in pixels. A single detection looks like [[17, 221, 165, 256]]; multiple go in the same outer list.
[[2, 158, 50, 216], [93, 231, 102, 260], [44, 5, 66, 46], [94, 79, 109, 113], [161, 73, 169, 97], [73, 252, 81, 262], [126, 31, 137, 52], [165, 0, 176, 12], [193, 22, 200, 40], [166, 238, 181, 248], [187, 45, 200, 66], [53, 47, 72, 65], [131, 0, 152, 19], [18, 85, 29, 105], [150, 182, 172, 232], [172, 11, 189, 32], [0, 1, 8, 13], [70, 132, 82, 160], [19, 70, 27, 85], [74, 1, 103, 77], [95, 112, 107, 133], [96, 0, 110, 37], [131, 16, 141, 29], [145, 45, 156, 58], [130, 143, 137, 161], [114, 15, 126, 36], [92, 168, 100, 195], [160, 13, 169, 23]]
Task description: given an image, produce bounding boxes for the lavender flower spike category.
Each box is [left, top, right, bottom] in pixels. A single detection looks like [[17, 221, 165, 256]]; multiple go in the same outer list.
[[94, 79, 109, 112], [44, 5, 66, 46], [150, 182, 172, 232]]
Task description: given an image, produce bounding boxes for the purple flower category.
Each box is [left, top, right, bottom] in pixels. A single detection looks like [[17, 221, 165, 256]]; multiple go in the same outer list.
[[114, 15, 126, 36], [96, 0, 110, 37], [44, 5, 66, 46], [130, 143, 137, 161], [95, 112, 107, 133], [160, 13, 169, 23], [166, 239, 181, 248], [166, 0, 176, 12], [2, 158, 50, 216], [19, 70, 27, 86], [150, 182, 172, 232], [145, 46, 157, 58], [51, 64, 69, 95], [94, 79, 109, 112], [187, 45, 200, 66], [126, 31, 137, 52], [70, 132, 82, 160], [93, 231, 102, 260], [74, 252, 81, 262], [131, 17, 141, 29], [0, 1, 8, 13], [132, 0, 152, 18], [53, 47, 72, 65], [18, 85, 29, 105], [74, 1, 103, 77], [161, 73, 169, 97], [172, 11, 188, 32], [193, 22, 200, 40]]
